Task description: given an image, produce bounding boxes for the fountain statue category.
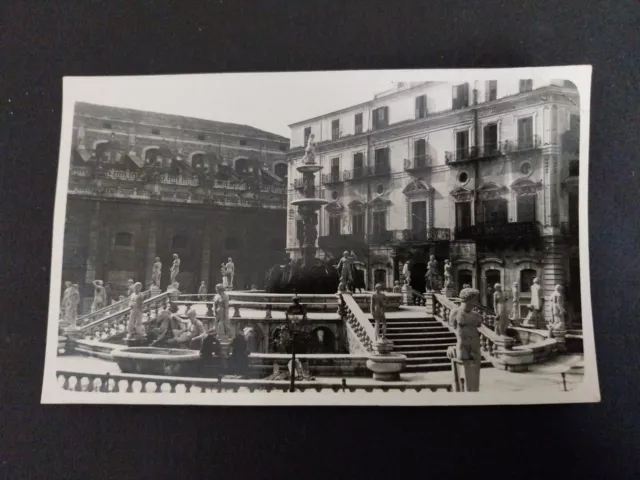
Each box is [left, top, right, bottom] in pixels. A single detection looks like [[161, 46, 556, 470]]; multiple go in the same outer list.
[[449, 287, 483, 392], [151, 257, 162, 288], [493, 283, 509, 336], [170, 254, 180, 284]]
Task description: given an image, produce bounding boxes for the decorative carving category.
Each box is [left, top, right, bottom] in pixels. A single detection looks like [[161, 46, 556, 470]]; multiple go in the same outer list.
[[325, 201, 344, 217], [450, 186, 474, 203], [476, 182, 508, 201], [511, 178, 542, 197], [368, 196, 391, 212], [402, 178, 432, 197], [348, 200, 366, 212]]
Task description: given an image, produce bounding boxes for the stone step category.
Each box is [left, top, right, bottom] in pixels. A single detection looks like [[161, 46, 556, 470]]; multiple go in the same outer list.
[[390, 343, 455, 351], [385, 326, 450, 333], [405, 356, 451, 364], [386, 331, 456, 339], [405, 359, 493, 372], [391, 337, 455, 345], [394, 349, 451, 357]]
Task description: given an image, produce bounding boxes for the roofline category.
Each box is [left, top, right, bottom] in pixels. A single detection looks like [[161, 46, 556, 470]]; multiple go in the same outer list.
[[287, 81, 438, 128], [74, 102, 290, 143]]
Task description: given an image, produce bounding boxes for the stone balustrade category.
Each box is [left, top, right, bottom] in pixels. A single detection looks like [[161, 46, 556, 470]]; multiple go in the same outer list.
[[79, 293, 170, 342], [340, 293, 375, 354], [56, 370, 453, 393], [411, 289, 426, 306], [77, 290, 152, 327]]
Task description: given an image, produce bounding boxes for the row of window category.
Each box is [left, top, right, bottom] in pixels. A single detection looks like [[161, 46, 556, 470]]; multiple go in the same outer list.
[[458, 268, 538, 295], [114, 232, 283, 251], [302, 79, 548, 143]]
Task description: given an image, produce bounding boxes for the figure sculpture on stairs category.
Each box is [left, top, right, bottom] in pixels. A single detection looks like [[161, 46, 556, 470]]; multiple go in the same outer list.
[[151, 257, 162, 288], [493, 283, 509, 336], [371, 283, 388, 341], [91, 280, 106, 312], [450, 287, 483, 392], [170, 254, 180, 284]]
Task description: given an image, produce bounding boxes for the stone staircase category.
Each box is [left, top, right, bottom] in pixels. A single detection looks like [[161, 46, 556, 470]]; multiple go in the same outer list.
[[369, 310, 492, 372]]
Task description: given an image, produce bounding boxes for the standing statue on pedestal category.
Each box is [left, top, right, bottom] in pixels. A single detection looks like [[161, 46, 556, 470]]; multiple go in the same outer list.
[[450, 287, 483, 392], [550, 284, 567, 331], [443, 260, 452, 288], [337, 250, 354, 292], [402, 260, 411, 287], [303, 133, 316, 164], [224, 257, 235, 289], [523, 277, 543, 327], [220, 263, 227, 288], [91, 280, 106, 312], [371, 283, 388, 341], [509, 282, 521, 324], [213, 283, 231, 338], [392, 281, 402, 293], [67, 284, 80, 328], [427, 255, 438, 291], [61, 281, 72, 320], [127, 282, 145, 338], [170, 254, 180, 284], [126, 279, 135, 297], [151, 257, 162, 287], [493, 283, 509, 336], [198, 281, 207, 301]]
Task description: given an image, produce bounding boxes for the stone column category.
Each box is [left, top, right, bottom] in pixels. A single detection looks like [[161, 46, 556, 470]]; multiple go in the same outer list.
[[424, 290, 434, 316], [542, 237, 566, 325]]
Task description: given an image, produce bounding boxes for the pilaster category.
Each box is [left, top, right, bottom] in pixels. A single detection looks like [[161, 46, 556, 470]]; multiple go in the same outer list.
[[542, 236, 566, 323]]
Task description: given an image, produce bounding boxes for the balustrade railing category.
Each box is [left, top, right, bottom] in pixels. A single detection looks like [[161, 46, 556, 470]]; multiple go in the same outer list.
[[410, 289, 426, 306], [79, 293, 170, 342], [55, 370, 452, 393], [76, 290, 152, 327], [340, 293, 375, 353]]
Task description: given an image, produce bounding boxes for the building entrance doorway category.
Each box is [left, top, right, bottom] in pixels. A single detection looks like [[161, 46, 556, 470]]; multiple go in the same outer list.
[[410, 262, 427, 293]]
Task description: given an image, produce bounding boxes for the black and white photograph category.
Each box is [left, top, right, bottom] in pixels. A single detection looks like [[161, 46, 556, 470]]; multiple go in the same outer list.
[[41, 67, 598, 405]]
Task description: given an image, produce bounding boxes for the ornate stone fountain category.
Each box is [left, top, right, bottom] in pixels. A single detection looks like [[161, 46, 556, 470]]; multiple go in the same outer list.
[[290, 134, 329, 269]]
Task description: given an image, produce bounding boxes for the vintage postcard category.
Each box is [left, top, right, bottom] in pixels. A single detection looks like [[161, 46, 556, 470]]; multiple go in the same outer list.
[[41, 66, 598, 405]]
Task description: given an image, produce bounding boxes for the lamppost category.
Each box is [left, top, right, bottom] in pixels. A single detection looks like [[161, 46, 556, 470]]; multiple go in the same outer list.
[[285, 292, 307, 392]]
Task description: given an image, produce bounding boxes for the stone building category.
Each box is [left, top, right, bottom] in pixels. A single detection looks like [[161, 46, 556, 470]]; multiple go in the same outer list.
[[286, 80, 581, 320], [64, 102, 289, 312]]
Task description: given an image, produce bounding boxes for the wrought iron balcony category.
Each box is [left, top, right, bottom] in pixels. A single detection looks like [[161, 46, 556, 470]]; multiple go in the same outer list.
[[344, 163, 392, 181], [445, 143, 505, 165], [389, 228, 451, 244], [404, 155, 433, 172], [321, 171, 344, 185], [454, 221, 541, 241], [502, 135, 542, 154]]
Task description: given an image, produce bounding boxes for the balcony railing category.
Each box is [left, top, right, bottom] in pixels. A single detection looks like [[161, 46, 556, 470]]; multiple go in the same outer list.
[[367, 228, 451, 245], [445, 142, 504, 164], [502, 135, 542, 154], [404, 155, 433, 171], [344, 163, 391, 181], [321, 171, 344, 185], [454, 221, 541, 241]]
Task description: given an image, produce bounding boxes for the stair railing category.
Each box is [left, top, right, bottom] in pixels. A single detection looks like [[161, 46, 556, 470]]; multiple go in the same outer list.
[[79, 292, 170, 342], [76, 289, 153, 327], [340, 293, 375, 354], [410, 289, 426, 306]]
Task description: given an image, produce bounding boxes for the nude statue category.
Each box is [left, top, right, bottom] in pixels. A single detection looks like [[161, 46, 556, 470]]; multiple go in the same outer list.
[[304, 133, 316, 163], [225, 257, 235, 289], [371, 283, 388, 341], [91, 280, 106, 312], [523, 277, 543, 327], [337, 250, 354, 291], [550, 284, 567, 331], [151, 257, 162, 287], [61, 281, 72, 319], [126, 279, 134, 297], [214, 283, 231, 337], [198, 281, 208, 300], [392, 281, 402, 293], [402, 260, 411, 287], [509, 282, 521, 323], [221, 263, 227, 287], [493, 283, 509, 336], [443, 260, 452, 289], [68, 284, 80, 328], [170, 254, 180, 284], [427, 255, 438, 291], [449, 287, 483, 392], [127, 282, 145, 337]]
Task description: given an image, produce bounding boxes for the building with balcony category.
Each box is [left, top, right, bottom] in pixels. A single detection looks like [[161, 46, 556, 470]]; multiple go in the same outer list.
[[64, 102, 289, 311], [285, 79, 581, 320]]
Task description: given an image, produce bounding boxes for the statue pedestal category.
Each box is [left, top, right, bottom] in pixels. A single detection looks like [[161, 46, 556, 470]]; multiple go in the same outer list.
[[494, 348, 534, 372], [150, 286, 162, 297], [446, 346, 481, 392], [63, 326, 83, 341], [366, 339, 407, 381], [493, 335, 516, 351], [401, 285, 411, 306], [551, 328, 567, 352], [424, 291, 434, 316], [125, 334, 148, 347], [441, 285, 456, 298], [168, 290, 180, 302]]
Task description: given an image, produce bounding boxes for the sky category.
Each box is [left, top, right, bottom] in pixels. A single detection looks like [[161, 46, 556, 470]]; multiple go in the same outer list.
[[66, 72, 397, 138]]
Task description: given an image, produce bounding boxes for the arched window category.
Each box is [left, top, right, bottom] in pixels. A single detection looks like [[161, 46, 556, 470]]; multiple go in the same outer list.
[[235, 157, 250, 175], [274, 163, 288, 182], [144, 147, 159, 164], [95, 141, 109, 162], [171, 234, 189, 250], [192, 153, 206, 171], [520, 269, 537, 293], [114, 232, 133, 247]]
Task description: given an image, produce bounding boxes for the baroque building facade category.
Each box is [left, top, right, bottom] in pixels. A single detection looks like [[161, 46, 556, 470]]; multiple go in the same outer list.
[[286, 80, 581, 321], [64, 102, 288, 313]]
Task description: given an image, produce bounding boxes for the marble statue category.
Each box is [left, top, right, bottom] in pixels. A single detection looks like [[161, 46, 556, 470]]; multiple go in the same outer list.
[[509, 282, 521, 323], [492, 283, 509, 336], [371, 283, 388, 341], [198, 281, 207, 300], [443, 260, 453, 288], [127, 282, 145, 337], [67, 284, 80, 328], [392, 281, 402, 293], [91, 280, 106, 312], [243, 326, 260, 353], [221, 263, 227, 288], [402, 260, 411, 287], [126, 279, 134, 297], [450, 287, 483, 392], [170, 254, 180, 284], [151, 257, 162, 287], [523, 277, 543, 327], [550, 284, 567, 331], [303, 133, 316, 163], [337, 250, 354, 291], [214, 283, 231, 337], [185, 309, 208, 349], [427, 255, 438, 291], [61, 281, 72, 319], [225, 257, 235, 289]]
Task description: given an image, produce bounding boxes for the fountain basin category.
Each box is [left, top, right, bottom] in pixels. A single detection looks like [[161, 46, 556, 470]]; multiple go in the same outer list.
[[290, 198, 329, 208], [297, 164, 324, 173], [111, 347, 202, 376]]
